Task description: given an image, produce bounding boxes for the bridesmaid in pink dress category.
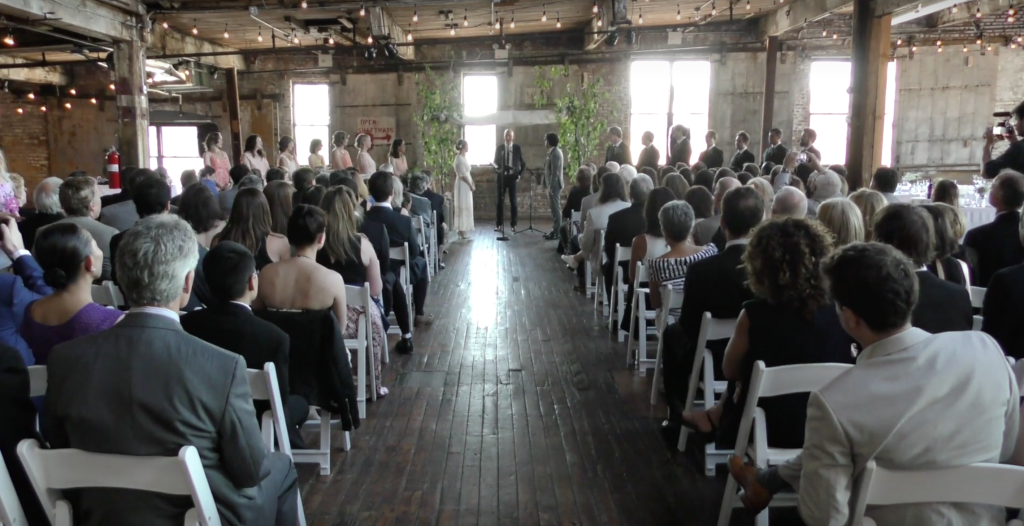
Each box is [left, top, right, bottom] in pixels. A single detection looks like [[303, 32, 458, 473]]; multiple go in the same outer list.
[[0, 147, 20, 216], [202, 132, 232, 191]]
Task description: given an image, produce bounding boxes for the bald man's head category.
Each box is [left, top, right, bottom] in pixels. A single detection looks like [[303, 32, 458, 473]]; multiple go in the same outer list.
[[773, 186, 808, 219], [713, 176, 742, 214]]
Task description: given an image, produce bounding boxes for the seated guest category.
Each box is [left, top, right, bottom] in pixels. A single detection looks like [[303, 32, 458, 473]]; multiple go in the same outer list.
[[176, 183, 226, 249], [874, 203, 972, 333], [848, 188, 887, 241], [932, 178, 959, 207], [662, 172, 689, 199], [170, 169, 198, 207], [629, 187, 676, 284], [816, 198, 865, 247], [771, 186, 807, 219], [403, 174, 433, 224], [317, 187, 388, 397], [648, 201, 718, 312], [681, 217, 855, 448], [658, 166, 677, 185], [265, 180, 294, 236], [618, 164, 638, 185], [44, 214, 300, 526], [22, 224, 123, 366], [364, 172, 433, 354], [265, 167, 287, 183], [54, 175, 118, 279], [328, 170, 349, 188], [806, 170, 843, 218], [741, 163, 760, 179], [214, 188, 291, 271], [238, 174, 264, 192], [983, 214, 1024, 359], [964, 170, 1024, 286], [603, 175, 653, 298], [315, 173, 330, 187], [418, 172, 447, 251], [713, 168, 738, 185], [558, 167, 592, 253], [0, 341, 48, 525], [300, 186, 327, 208], [579, 166, 608, 232], [728, 243, 1018, 526], [683, 186, 714, 220], [0, 217, 52, 366], [661, 186, 761, 422], [693, 176, 740, 246], [693, 169, 715, 193], [198, 166, 220, 195], [561, 172, 630, 275], [922, 203, 970, 286], [99, 169, 147, 232], [181, 241, 310, 448], [291, 168, 316, 206], [745, 177, 774, 218], [871, 166, 901, 204], [21, 177, 64, 251], [219, 165, 251, 216]]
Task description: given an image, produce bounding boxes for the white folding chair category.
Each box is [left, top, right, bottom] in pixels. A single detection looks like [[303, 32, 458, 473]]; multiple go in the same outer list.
[[387, 243, 414, 337], [27, 365, 46, 398], [593, 232, 607, 314], [90, 281, 124, 308], [570, 210, 581, 237], [428, 210, 439, 277], [627, 262, 659, 370], [344, 283, 376, 414], [649, 284, 683, 401], [677, 314, 738, 475], [973, 315, 984, 331], [970, 286, 986, 309], [717, 361, 854, 526], [245, 363, 308, 526], [411, 218, 430, 284], [0, 451, 27, 526], [851, 460, 1024, 526], [17, 439, 222, 526], [608, 244, 632, 340]]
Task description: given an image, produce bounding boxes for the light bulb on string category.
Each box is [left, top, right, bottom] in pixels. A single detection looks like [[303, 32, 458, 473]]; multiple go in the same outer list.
[[90, 97, 97, 104], [495, 18, 501, 29], [511, 12, 516, 27], [64, 102, 71, 110], [407, 28, 413, 41], [822, 28, 827, 36], [301, 0, 308, 7], [69, 88, 77, 96], [413, 6, 418, 22], [556, 11, 561, 27], [833, 32, 838, 39], [366, 33, 372, 44], [161, 18, 169, 29], [988, 43, 993, 50], [108, 83, 115, 91], [896, 37, 902, 45], [15, 108, 22, 114], [638, 8, 643, 23], [542, 5, 547, 21], [746, 0, 751, 9], [192, 20, 198, 35], [938, 44, 944, 52], [963, 43, 969, 51], [223, 24, 229, 38], [711, 2, 717, 15], [952, 3, 958, 12], [677, 5, 682, 19], [26, 92, 34, 100], [359, 4, 365, 16], [593, 1, 599, 13], [976, 7, 983, 17], [39, 106, 46, 113], [258, 28, 263, 42], [293, 33, 300, 44], [464, 9, 469, 26], [328, 34, 335, 44], [450, 25, 456, 35]]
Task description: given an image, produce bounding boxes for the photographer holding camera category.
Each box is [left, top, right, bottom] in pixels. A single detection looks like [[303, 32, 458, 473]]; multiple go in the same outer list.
[[983, 101, 1024, 178]]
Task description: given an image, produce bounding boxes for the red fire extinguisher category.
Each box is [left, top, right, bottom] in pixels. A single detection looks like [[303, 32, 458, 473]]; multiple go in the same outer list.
[[106, 147, 121, 189]]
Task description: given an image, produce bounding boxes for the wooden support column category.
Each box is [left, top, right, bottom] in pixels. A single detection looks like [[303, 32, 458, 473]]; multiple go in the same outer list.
[[226, 67, 242, 165], [113, 35, 149, 168], [760, 35, 779, 158], [846, 0, 891, 190]]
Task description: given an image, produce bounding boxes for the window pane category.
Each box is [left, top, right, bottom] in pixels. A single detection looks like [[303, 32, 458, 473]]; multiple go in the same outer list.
[[295, 125, 330, 165], [809, 61, 851, 114], [630, 61, 671, 114], [149, 157, 158, 170], [294, 84, 330, 126], [148, 127, 158, 155], [629, 114, 668, 165], [808, 114, 849, 165], [464, 125, 495, 165], [463, 76, 498, 116], [162, 157, 203, 190], [161, 126, 200, 157], [881, 61, 897, 167], [672, 60, 711, 163]]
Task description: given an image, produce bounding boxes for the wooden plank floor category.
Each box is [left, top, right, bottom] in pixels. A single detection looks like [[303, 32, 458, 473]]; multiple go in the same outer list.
[[297, 224, 803, 526]]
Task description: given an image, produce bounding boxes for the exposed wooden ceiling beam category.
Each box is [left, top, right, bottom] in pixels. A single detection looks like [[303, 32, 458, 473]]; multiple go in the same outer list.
[[760, 0, 851, 35], [149, 26, 248, 70], [0, 55, 68, 83], [0, 0, 137, 41]]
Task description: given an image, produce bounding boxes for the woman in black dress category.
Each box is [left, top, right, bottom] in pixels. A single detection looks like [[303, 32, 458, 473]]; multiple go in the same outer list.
[[681, 217, 857, 449]]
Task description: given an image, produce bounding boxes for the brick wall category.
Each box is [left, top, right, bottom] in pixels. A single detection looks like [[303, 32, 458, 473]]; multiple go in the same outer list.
[[0, 92, 50, 190]]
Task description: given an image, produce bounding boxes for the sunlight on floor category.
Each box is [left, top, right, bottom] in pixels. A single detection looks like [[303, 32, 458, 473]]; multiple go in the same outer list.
[[467, 244, 499, 327]]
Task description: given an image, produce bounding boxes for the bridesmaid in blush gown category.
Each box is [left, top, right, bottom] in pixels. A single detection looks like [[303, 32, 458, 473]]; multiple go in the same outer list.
[[452, 139, 475, 239], [202, 132, 232, 191]]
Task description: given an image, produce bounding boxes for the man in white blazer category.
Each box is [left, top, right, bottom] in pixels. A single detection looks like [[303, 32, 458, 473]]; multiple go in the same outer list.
[[729, 242, 1020, 526]]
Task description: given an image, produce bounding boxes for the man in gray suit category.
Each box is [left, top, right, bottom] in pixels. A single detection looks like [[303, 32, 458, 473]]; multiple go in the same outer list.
[[52, 175, 118, 280], [544, 132, 564, 240], [98, 168, 147, 232], [43, 214, 299, 526], [728, 242, 1019, 526]]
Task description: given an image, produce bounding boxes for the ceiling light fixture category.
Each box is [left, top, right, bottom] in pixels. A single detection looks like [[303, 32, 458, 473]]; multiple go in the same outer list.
[[192, 20, 198, 34], [976, 6, 983, 17], [952, 3, 958, 12], [366, 33, 373, 44], [963, 43, 969, 51], [495, 18, 501, 29], [896, 37, 902, 45], [511, 12, 516, 27], [161, 18, 169, 29], [593, 1, 599, 13], [413, 6, 418, 22], [711, 2, 717, 16], [407, 28, 413, 41], [26, 92, 34, 100], [450, 24, 456, 35], [597, 16, 602, 26], [833, 32, 838, 39], [223, 24, 229, 38], [464, 9, 469, 26], [542, 5, 548, 21], [746, 0, 751, 9], [109, 83, 115, 91], [936, 38, 942, 45], [293, 33, 300, 44], [938, 44, 944, 51], [638, 8, 643, 23], [677, 5, 682, 19], [328, 34, 335, 44], [3, 31, 14, 47], [69, 88, 77, 96], [15, 108, 22, 114], [40, 106, 46, 113], [822, 28, 827, 36], [360, 4, 366, 16], [90, 97, 97, 104], [556, 11, 562, 27], [301, 0, 308, 7], [64, 102, 71, 110]]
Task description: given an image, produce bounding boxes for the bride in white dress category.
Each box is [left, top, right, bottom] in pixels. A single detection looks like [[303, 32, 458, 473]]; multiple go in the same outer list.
[[452, 139, 476, 239]]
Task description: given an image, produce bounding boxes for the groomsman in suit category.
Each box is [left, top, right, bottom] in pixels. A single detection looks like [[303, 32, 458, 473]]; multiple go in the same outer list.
[[761, 128, 789, 165], [605, 126, 632, 166], [636, 131, 661, 173], [698, 130, 725, 169], [544, 132, 565, 240], [492, 129, 524, 232]]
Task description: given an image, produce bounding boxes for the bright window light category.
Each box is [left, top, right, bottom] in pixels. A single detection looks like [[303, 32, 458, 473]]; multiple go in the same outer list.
[[463, 75, 498, 165], [629, 60, 711, 165], [808, 61, 852, 165], [881, 61, 897, 167], [293, 84, 330, 163], [147, 125, 202, 193]]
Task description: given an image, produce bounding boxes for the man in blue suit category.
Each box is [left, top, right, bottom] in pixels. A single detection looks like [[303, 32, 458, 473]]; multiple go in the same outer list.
[[0, 216, 53, 365]]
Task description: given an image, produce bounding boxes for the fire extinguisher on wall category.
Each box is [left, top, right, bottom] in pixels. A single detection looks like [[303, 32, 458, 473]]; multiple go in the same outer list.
[[106, 147, 121, 189]]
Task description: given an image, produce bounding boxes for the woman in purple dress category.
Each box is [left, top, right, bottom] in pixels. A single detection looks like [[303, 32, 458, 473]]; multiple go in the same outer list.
[[21, 223, 123, 365]]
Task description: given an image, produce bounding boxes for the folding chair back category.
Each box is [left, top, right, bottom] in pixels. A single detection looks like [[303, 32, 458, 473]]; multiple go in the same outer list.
[[970, 286, 986, 309], [343, 283, 374, 415], [90, 281, 124, 308], [972, 315, 983, 331], [677, 313, 737, 460], [594, 231, 606, 312], [27, 365, 46, 398], [387, 243, 414, 335], [571, 210, 581, 236], [17, 439, 221, 526], [609, 244, 632, 337], [0, 451, 27, 526], [851, 460, 1024, 526]]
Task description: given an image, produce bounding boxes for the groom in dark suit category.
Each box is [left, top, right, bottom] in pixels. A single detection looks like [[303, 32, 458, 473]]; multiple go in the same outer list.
[[605, 126, 632, 166], [493, 128, 524, 231]]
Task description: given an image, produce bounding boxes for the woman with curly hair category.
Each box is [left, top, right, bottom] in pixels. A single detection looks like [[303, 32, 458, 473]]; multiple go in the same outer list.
[[680, 217, 856, 449]]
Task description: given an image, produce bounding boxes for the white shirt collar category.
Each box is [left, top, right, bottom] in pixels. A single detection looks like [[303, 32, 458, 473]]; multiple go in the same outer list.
[[611, 138, 622, 147], [230, 301, 253, 311], [372, 202, 393, 209], [725, 238, 750, 248], [129, 306, 180, 321]]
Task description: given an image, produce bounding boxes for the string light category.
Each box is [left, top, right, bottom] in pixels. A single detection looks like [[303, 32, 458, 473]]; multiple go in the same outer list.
[[988, 43, 993, 50], [495, 17, 501, 29], [39, 106, 46, 113], [108, 83, 115, 91], [976, 7, 983, 17], [359, 4, 366, 16], [593, 1, 599, 13], [26, 92, 34, 100], [677, 5, 682, 19], [556, 11, 562, 27], [407, 27, 413, 41], [1013, 41, 1019, 49], [464, 9, 469, 26], [69, 88, 77, 96], [833, 32, 838, 39], [963, 43, 969, 51], [64, 102, 71, 110], [511, 12, 516, 27], [301, 0, 307, 7], [711, 2, 717, 16], [822, 28, 828, 36], [192, 20, 198, 35], [597, 17, 602, 26], [896, 37, 902, 45], [746, 0, 751, 9], [258, 28, 263, 42], [3, 31, 14, 46], [450, 25, 456, 35], [293, 33, 300, 44], [223, 24, 229, 38], [366, 33, 372, 44], [413, 6, 418, 22], [638, 8, 643, 23], [977, 37, 983, 44], [938, 44, 944, 52], [15, 108, 22, 114], [161, 18, 169, 29], [90, 97, 97, 104], [952, 3, 958, 12], [542, 5, 548, 21], [328, 34, 335, 44]]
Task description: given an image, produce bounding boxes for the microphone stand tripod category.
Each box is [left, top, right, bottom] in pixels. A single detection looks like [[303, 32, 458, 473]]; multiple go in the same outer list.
[[515, 167, 543, 235], [494, 164, 510, 242]]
